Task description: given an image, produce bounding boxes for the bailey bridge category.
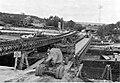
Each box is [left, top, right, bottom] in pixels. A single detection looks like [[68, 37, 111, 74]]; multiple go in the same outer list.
[[0, 31, 92, 70], [0, 31, 77, 56]]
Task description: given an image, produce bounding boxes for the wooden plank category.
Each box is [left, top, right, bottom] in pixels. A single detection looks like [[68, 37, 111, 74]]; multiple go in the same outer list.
[[0, 66, 14, 70], [65, 61, 73, 71], [76, 63, 83, 77], [25, 58, 45, 70], [19, 53, 25, 70], [25, 57, 29, 68], [14, 57, 18, 70]]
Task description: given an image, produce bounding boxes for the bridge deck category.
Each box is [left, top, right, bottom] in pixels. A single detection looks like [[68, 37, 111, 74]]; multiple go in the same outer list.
[[75, 38, 90, 54]]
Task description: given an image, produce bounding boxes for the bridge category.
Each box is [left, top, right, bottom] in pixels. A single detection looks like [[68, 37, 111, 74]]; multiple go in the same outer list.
[[64, 35, 92, 74], [0, 30, 92, 71], [27, 35, 92, 71], [0, 31, 76, 56]]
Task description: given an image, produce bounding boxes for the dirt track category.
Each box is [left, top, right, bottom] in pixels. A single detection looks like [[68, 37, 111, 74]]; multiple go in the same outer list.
[[0, 67, 84, 82]]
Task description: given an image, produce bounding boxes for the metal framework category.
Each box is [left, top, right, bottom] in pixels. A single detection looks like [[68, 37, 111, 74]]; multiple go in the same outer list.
[[0, 31, 76, 56]]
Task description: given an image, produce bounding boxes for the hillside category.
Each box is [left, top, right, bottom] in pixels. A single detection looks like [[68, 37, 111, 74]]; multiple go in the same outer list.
[[0, 12, 45, 27]]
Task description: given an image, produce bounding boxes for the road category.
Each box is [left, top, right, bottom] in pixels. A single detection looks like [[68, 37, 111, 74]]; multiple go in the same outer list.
[[0, 35, 20, 40]]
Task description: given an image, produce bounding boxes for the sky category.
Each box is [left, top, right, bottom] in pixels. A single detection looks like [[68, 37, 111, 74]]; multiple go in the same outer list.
[[0, 0, 120, 24]]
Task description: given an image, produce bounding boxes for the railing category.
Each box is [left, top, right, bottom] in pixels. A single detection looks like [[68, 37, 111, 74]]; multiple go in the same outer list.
[[75, 36, 92, 64], [65, 36, 92, 69]]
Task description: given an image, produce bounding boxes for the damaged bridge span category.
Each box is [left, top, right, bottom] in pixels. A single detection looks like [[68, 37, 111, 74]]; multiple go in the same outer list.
[[0, 31, 76, 56]]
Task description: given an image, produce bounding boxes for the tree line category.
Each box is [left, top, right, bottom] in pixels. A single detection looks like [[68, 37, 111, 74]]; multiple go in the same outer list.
[[45, 16, 85, 31], [97, 21, 120, 42], [0, 12, 85, 31]]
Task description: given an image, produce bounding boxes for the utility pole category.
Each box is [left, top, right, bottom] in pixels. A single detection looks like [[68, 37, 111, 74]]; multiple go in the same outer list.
[[98, 5, 103, 23]]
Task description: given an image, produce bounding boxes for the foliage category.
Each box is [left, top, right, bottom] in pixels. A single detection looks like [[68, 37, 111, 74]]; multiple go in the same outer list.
[[116, 21, 120, 29], [64, 20, 85, 31], [97, 22, 120, 42], [97, 24, 117, 36], [97, 25, 105, 38], [0, 12, 86, 31], [65, 20, 75, 29], [45, 16, 63, 28], [74, 24, 85, 31], [0, 12, 44, 27]]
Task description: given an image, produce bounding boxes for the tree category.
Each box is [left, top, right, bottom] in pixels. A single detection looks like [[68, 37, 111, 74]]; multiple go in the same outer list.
[[116, 21, 120, 29], [49, 16, 54, 20], [105, 24, 116, 35], [97, 25, 105, 38], [67, 20, 75, 27], [74, 24, 85, 31], [53, 16, 61, 27], [46, 16, 63, 29]]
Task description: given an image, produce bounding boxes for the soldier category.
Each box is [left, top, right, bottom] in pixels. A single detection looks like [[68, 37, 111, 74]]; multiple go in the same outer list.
[[45, 45, 63, 66]]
